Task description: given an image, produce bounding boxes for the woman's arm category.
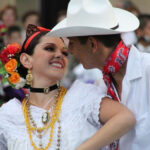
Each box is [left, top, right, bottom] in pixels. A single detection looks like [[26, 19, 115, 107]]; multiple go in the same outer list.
[[76, 97, 136, 150]]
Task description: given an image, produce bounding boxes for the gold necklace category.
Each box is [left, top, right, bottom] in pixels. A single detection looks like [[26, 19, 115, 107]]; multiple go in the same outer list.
[[22, 86, 67, 150]]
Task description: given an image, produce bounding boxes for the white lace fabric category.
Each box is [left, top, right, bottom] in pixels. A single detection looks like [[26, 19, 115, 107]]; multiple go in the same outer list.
[[0, 80, 107, 150]]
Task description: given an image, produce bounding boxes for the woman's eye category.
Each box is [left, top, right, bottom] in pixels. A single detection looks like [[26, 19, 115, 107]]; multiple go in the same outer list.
[[62, 51, 69, 57], [45, 46, 55, 51]]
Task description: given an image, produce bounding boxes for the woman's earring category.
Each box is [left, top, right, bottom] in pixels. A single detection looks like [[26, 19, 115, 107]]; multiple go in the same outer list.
[[26, 69, 33, 86]]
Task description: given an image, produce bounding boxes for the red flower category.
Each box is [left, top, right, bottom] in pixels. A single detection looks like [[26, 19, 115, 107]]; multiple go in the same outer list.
[[0, 49, 10, 64], [7, 43, 21, 54], [0, 43, 21, 64]]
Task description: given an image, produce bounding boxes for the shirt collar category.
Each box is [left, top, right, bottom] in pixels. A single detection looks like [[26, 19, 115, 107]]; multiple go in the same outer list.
[[125, 45, 142, 81]]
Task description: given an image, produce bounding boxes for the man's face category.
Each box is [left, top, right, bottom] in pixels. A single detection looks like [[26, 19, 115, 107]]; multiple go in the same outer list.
[[68, 37, 112, 70], [68, 37, 95, 69]]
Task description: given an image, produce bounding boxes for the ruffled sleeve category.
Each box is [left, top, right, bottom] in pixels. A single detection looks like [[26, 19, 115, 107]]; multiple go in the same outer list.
[[67, 80, 107, 128], [85, 84, 107, 127], [0, 103, 8, 150]]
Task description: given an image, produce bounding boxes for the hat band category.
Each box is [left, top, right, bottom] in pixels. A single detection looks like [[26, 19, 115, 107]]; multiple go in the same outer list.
[[111, 24, 119, 30]]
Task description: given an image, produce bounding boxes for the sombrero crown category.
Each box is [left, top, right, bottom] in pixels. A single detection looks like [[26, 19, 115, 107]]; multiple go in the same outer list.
[[48, 0, 139, 37]]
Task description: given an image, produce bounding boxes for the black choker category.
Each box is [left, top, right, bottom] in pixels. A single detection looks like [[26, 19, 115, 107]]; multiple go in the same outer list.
[[30, 84, 58, 94]]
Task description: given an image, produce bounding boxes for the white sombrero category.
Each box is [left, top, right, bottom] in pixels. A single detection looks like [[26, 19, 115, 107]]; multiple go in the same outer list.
[[48, 0, 139, 37]]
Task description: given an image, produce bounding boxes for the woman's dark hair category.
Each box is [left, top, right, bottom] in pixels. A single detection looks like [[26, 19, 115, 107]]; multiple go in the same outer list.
[[17, 31, 48, 80], [78, 34, 121, 49]]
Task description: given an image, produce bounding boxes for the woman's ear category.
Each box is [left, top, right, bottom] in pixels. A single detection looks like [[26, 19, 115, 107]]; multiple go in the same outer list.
[[20, 53, 33, 69], [88, 37, 98, 54]]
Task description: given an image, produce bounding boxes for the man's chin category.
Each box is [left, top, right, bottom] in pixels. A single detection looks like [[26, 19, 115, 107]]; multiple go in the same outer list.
[[82, 63, 92, 69]]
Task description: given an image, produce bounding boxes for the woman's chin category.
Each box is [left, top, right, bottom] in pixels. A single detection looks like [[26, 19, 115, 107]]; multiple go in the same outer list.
[[48, 73, 64, 82]]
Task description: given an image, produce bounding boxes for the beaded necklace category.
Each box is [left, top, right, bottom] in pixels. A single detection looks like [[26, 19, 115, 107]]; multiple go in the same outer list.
[[22, 86, 67, 150]]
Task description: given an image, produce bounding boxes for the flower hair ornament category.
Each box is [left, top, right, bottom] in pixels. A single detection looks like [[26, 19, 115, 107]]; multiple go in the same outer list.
[[0, 43, 26, 89], [24, 24, 50, 50]]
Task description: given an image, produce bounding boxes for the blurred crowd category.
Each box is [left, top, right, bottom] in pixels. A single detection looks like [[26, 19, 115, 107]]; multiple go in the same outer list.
[[0, 0, 150, 105]]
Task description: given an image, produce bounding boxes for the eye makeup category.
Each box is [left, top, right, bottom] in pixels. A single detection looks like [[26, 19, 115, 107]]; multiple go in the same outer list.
[[43, 43, 69, 57], [44, 43, 56, 52]]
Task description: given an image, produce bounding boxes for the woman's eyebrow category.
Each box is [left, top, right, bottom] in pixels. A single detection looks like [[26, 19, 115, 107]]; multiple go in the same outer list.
[[40, 43, 56, 46]]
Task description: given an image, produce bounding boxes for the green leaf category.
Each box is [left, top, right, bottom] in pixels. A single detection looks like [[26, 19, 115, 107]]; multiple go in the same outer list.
[[10, 83, 15, 88], [0, 67, 6, 74], [2, 77, 8, 84]]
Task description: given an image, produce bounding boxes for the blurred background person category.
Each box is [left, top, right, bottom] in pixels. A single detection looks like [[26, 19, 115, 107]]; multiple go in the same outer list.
[[0, 5, 18, 46], [111, 0, 124, 9], [123, 1, 140, 17], [57, 10, 66, 23], [136, 14, 150, 53], [6, 25, 22, 45], [121, 1, 140, 46], [0, 5, 17, 28], [21, 10, 40, 41]]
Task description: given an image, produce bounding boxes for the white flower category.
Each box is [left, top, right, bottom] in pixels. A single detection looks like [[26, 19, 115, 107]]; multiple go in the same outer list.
[[15, 78, 26, 89], [4, 74, 9, 78], [3, 82, 10, 87]]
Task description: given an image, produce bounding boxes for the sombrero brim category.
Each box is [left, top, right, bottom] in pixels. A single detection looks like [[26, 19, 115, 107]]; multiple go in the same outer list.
[[48, 8, 139, 37]]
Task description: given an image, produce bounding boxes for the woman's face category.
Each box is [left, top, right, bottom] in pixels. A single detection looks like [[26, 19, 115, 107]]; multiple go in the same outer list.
[[2, 8, 16, 27], [29, 36, 68, 83]]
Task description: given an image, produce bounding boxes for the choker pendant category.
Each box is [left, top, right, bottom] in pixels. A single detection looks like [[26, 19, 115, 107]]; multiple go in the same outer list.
[[42, 111, 50, 124]]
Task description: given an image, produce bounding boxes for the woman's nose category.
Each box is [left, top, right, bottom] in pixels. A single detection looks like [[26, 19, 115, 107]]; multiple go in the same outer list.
[[55, 50, 63, 58]]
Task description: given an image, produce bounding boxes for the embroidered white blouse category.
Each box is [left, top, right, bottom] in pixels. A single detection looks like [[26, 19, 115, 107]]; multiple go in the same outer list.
[[0, 80, 107, 150]]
